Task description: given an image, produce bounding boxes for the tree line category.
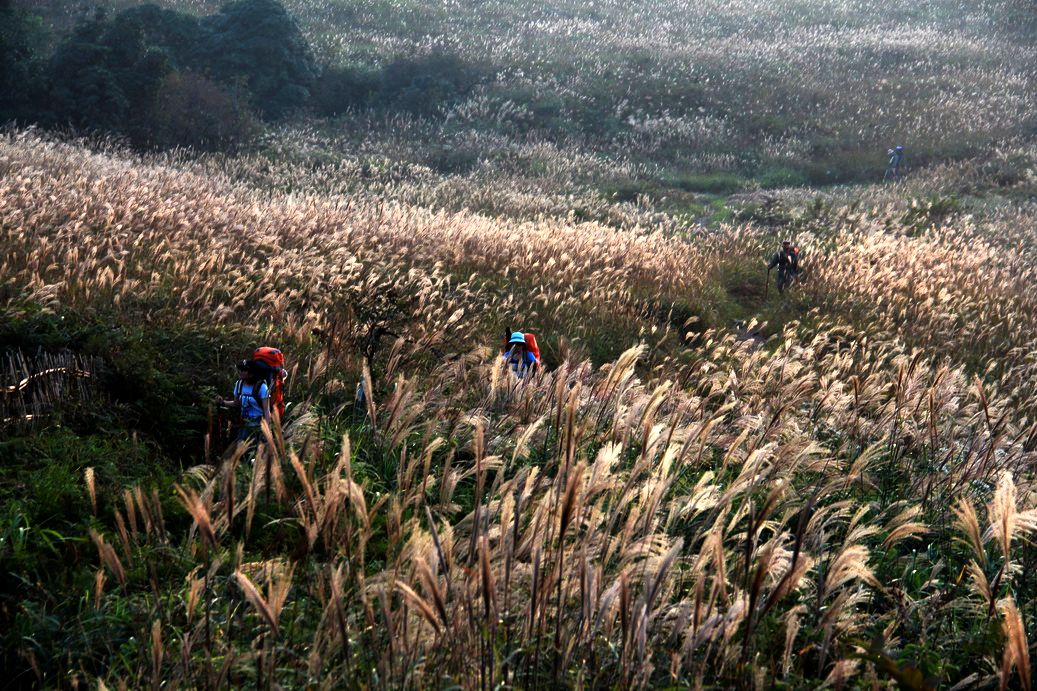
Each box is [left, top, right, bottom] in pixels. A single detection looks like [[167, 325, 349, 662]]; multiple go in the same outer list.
[[0, 0, 488, 151]]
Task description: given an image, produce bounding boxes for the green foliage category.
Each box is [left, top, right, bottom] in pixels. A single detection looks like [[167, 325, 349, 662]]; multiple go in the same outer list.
[[313, 50, 489, 117], [758, 166, 809, 189], [311, 64, 380, 117], [379, 50, 488, 114], [981, 156, 1031, 188], [900, 195, 963, 235], [13, 0, 316, 147], [0, 307, 243, 462], [48, 6, 195, 134], [0, 3, 48, 121], [200, 0, 318, 119], [0, 428, 160, 523], [47, 14, 133, 132], [663, 172, 745, 195], [734, 196, 795, 227], [146, 71, 260, 151]]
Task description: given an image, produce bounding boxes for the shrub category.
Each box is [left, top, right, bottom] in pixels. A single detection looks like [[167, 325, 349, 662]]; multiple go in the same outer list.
[[664, 172, 745, 194], [144, 72, 260, 151], [42, 0, 316, 145], [379, 50, 489, 114], [311, 65, 380, 116], [981, 157, 1030, 187], [757, 167, 808, 189], [48, 5, 208, 132]]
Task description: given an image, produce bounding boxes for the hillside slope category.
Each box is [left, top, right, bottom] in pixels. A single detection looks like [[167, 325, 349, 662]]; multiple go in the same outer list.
[[3, 130, 1037, 687]]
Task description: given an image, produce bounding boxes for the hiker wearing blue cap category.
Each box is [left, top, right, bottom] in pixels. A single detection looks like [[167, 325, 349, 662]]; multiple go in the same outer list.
[[884, 145, 905, 181], [503, 331, 539, 379]]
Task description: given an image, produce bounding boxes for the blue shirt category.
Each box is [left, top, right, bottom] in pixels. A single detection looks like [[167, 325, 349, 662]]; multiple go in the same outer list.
[[235, 381, 269, 420], [504, 350, 538, 378]]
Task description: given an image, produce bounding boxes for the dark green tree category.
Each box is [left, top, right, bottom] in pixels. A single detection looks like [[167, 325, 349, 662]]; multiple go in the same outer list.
[[200, 0, 318, 118], [48, 7, 197, 133], [106, 4, 205, 68], [48, 12, 130, 131], [0, 2, 48, 122]]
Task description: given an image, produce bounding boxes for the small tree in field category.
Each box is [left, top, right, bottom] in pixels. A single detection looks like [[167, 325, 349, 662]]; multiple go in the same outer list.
[[146, 72, 260, 152]]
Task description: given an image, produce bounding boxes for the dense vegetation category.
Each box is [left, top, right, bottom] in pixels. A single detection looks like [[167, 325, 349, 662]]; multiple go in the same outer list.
[[8, 0, 1037, 183], [2, 0, 315, 149], [2, 0, 1037, 688]]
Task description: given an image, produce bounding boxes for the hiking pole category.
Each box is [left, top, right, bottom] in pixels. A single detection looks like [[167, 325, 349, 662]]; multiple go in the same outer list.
[[765, 267, 771, 300]]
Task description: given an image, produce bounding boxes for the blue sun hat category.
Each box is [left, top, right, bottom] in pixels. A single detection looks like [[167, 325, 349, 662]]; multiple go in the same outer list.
[[509, 332, 526, 345]]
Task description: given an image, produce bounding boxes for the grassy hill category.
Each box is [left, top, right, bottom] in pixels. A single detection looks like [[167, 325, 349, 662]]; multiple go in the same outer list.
[[2, 0, 1037, 687]]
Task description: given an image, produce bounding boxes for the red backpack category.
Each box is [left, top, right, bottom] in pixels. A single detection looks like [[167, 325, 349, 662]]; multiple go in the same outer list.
[[252, 346, 286, 418], [523, 333, 541, 363]]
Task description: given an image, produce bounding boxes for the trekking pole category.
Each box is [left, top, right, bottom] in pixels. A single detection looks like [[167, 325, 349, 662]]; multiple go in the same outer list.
[[765, 267, 771, 300]]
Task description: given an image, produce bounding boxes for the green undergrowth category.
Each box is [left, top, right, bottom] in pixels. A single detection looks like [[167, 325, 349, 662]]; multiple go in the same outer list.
[[0, 307, 252, 462]]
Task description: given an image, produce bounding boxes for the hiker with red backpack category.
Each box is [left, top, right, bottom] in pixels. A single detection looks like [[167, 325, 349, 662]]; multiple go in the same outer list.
[[218, 359, 272, 442], [503, 331, 540, 379], [251, 346, 286, 419], [767, 239, 801, 295], [217, 346, 286, 443]]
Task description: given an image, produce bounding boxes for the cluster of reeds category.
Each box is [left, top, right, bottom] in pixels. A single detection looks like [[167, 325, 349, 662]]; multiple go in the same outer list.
[[71, 317, 1037, 687], [0, 131, 751, 366]]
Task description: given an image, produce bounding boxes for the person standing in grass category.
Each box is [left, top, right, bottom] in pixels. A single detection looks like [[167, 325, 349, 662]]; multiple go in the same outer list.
[[768, 239, 801, 294], [503, 331, 539, 379], [218, 359, 272, 443], [884, 145, 905, 181]]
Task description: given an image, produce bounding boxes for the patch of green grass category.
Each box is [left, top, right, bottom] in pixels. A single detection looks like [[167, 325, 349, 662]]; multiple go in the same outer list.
[[0, 305, 253, 463], [0, 427, 166, 524], [662, 172, 745, 195], [757, 166, 809, 189]]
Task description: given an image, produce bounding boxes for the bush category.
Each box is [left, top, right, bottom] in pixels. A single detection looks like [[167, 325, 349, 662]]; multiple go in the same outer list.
[[981, 158, 1030, 187], [311, 65, 380, 117], [664, 172, 745, 195], [379, 51, 489, 114], [200, 0, 318, 119], [48, 5, 202, 132], [144, 72, 260, 151], [38, 0, 316, 146]]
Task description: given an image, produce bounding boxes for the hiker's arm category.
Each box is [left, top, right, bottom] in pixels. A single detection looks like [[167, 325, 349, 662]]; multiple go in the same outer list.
[[218, 395, 239, 409], [767, 254, 778, 269], [261, 392, 272, 425]]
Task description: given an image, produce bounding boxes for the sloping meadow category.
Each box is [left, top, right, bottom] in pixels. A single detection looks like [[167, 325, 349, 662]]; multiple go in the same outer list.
[[0, 132, 746, 364], [3, 132, 1037, 687]]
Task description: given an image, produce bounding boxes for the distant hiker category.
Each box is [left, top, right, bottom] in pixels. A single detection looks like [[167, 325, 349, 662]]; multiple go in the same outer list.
[[503, 331, 540, 379], [218, 359, 271, 443], [767, 240, 801, 294], [884, 145, 905, 181], [353, 379, 367, 423]]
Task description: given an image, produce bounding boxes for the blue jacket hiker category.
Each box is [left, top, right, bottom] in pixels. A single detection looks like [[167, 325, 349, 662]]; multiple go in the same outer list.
[[885, 145, 905, 181], [219, 359, 272, 442], [503, 331, 539, 379]]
